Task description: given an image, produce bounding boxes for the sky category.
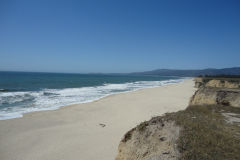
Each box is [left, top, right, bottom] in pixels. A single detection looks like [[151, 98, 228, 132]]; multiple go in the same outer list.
[[0, 0, 240, 73]]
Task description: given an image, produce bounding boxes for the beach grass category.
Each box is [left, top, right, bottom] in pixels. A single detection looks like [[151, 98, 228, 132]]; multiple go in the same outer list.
[[164, 105, 240, 160]]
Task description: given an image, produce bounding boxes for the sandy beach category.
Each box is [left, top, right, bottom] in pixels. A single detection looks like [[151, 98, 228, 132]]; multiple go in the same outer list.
[[0, 79, 195, 160]]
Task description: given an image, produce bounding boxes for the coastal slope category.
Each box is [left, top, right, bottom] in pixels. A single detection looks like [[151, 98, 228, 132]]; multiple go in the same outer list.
[[115, 77, 240, 160]]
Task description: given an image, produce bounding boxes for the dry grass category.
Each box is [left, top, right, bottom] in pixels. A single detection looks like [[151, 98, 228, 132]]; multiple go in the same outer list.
[[164, 105, 240, 160], [121, 104, 240, 159], [137, 121, 149, 132]]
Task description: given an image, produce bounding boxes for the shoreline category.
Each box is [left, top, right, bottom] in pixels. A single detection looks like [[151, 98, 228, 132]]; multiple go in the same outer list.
[[0, 78, 189, 121], [0, 79, 196, 160], [22, 79, 190, 120]]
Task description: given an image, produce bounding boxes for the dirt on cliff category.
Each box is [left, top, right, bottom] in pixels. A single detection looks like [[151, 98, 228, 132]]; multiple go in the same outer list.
[[116, 118, 180, 160], [115, 77, 240, 160], [190, 77, 240, 108], [190, 87, 240, 108], [194, 77, 240, 89], [115, 105, 240, 160]]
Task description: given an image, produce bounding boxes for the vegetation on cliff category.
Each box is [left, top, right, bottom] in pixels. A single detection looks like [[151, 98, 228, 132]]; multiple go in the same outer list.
[[116, 77, 240, 160], [168, 105, 240, 160], [115, 104, 240, 160]]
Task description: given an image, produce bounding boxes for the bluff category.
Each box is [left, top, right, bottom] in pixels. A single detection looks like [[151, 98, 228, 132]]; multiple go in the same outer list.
[[115, 77, 240, 160], [191, 77, 240, 107]]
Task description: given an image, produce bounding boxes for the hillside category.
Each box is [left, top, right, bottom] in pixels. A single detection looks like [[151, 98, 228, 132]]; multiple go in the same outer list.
[[132, 67, 240, 77]]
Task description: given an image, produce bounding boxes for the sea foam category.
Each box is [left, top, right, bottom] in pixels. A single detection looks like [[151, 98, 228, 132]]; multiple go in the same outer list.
[[0, 79, 186, 120]]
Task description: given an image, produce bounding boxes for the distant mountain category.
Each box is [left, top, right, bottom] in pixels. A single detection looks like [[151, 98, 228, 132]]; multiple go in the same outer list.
[[131, 67, 240, 77]]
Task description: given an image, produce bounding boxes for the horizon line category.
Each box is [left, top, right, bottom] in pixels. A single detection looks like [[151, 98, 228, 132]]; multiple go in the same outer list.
[[0, 66, 239, 75]]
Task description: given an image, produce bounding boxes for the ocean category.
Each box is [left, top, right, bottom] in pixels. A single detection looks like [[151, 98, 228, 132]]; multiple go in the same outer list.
[[0, 71, 187, 120]]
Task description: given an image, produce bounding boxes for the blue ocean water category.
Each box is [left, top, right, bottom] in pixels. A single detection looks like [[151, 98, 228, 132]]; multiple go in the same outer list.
[[0, 71, 186, 120]]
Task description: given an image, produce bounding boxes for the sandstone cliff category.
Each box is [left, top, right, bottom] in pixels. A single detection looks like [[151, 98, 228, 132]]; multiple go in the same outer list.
[[190, 77, 240, 108], [194, 77, 240, 89], [115, 77, 240, 160], [116, 118, 180, 160]]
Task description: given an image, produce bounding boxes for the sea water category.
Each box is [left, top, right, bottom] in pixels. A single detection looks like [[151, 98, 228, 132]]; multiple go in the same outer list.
[[0, 71, 187, 120]]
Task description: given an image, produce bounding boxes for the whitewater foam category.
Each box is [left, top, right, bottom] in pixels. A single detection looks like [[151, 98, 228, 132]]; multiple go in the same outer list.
[[0, 78, 187, 120]]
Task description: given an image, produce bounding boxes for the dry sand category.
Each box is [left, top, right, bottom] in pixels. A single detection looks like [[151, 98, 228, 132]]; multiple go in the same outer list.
[[0, 79, 195, 160]]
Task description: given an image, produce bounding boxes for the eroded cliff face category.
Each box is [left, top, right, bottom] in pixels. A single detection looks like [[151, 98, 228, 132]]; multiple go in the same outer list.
[[190, 78, 240, 108], [115, 77, 240, 160], [205, 80, 240, 88], [115, 117, 180, 160], [194, 77, 240, 89]]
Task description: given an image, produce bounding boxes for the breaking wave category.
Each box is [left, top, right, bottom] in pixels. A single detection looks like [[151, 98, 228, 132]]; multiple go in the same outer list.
[[0, 79, 186, 120]]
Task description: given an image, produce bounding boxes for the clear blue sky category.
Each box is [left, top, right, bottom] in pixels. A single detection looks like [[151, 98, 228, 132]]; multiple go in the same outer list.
[[0, 0, 240, 73]]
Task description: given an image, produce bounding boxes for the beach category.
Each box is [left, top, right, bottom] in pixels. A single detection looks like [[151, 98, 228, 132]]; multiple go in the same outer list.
[[0, 79, 195, 160]]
